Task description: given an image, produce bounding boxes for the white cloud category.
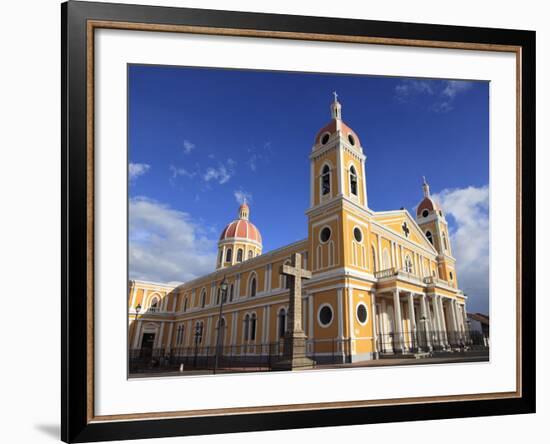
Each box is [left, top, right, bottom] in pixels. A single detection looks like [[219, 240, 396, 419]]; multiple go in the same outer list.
[[395, 79, 473, 113], [203, 158, 236, 185], [234, 189, 252, 205], [169, 164, 195, 179], [442, 80, 472, 99], [129, 163, 150, 181], [395, 80, 434, 101], [432, 185, 489, 313], [183, 139, 195, 154], [129, 196, 217, 283]]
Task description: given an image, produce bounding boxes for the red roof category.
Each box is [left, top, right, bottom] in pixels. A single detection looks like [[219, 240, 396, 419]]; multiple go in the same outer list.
[[314, 120, 361, 147], [417, 197, 440, 216], [219, 219, 262, 244]]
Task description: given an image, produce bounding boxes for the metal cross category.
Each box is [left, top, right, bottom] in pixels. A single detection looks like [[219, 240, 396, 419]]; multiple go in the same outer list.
[[332, 91, 338, 102], [280, 253, 312, 333]]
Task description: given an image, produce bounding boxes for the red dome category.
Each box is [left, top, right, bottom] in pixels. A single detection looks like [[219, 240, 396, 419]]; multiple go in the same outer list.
[[314, 120, 360, 148], [417, 197, 440, 217], [219, 219, 262, 244]]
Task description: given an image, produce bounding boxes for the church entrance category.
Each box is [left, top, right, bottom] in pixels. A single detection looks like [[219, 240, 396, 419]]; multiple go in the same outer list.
[[141, 333, 155, 361]]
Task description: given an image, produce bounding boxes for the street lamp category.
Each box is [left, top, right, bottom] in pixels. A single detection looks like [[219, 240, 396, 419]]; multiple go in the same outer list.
[[213, 276, 229, 374], [134, 303, 141, 321]]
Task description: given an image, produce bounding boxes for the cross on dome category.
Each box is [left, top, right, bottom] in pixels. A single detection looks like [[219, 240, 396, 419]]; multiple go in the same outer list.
[[422, 176, 431, 198], [330, 91, 342, 121]]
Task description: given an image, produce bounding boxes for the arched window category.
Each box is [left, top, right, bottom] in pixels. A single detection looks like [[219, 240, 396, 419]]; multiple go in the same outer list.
[[237, 248, 243, 262], [150, 296, 159, 312], [426, 230, 433, 245], [195, 321, 204, 344], [449, 271, 454, 281], [229, 284, 234, 302], [250, 314, 257, 341], [404, 255, 413, 273], [371, 245, 377, 272], [200, 289, 206, 308], [243, 314, 250, 341], [349, 165, 358, 196], [248, 250, 253, 260], [176, 324, 184, 345], [183, 297, 188, 312], [249, 276, 257, 297], [218, 249, 223, 266], [321, 164, 331, 196], [225, 248, 232, 263], [442, 233, 448, 251], [278, 308, 287, 338]]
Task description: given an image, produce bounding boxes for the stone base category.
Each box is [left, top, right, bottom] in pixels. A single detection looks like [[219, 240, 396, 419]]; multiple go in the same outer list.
[[272, 356, 315, 371], [272, 330, 316, 370]]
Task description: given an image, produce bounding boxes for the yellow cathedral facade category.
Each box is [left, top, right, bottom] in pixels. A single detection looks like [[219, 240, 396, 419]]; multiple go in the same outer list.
[[128, 95, 469, 369]]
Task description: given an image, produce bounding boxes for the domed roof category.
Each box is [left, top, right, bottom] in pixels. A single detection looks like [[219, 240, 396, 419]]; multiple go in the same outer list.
[[416, 196, 440, 216], [416, 177, 442, 217], [314, 93, 361, 149], [219, 203, 262, 244], [315, 120, 361, 148]]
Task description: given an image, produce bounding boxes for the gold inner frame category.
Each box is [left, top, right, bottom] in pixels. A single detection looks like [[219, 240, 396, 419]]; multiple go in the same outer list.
[[85, 19, 523, 423]]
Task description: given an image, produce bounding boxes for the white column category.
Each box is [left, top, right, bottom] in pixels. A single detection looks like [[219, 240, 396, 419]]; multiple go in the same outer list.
[[431, 295, 442, 347], [155, 323, 165, 349], [308, 294, 314, 339], [377, 235, 382, 269], [132, 320, 142, 348], [230, 313, 236, 346], [438, 296, 449, 347], [166, 322, 174, 350], [452, 300, 463, 342], [371, 292, 378, 355], [408, 292, 416, 350], [393, 289, 403, 353], [391, 241, 396, 268], [205, 316, 212, 346], [380, 299, 388, 352], [337, 145, 344, 196], [361, 158, 368, 207], [337, 289, 344, 339], [420, 295, 432, 350]]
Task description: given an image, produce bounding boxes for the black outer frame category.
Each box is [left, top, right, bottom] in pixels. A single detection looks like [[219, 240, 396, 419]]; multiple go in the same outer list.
[[61, 1, 536, 442]]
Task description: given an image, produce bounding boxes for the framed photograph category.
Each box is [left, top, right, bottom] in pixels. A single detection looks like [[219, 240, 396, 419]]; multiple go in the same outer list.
[[62, 1, 535, 442]]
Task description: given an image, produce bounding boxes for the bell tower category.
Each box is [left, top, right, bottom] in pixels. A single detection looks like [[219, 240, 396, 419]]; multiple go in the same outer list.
[[309, 93, 368, 210], [306, 94, 372, 276], [416, 177, 458, 287]]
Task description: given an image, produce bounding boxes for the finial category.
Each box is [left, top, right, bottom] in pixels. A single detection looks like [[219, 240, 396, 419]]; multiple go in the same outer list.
[[422, 176, 430, 198], [331, 92, 342, 121]]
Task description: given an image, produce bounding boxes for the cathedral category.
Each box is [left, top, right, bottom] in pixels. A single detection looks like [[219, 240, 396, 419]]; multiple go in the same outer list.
[[128, 95, 469, 369]]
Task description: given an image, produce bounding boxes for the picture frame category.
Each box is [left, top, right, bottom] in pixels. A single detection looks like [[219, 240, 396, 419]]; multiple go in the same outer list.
[[61, 1, 536, 442]]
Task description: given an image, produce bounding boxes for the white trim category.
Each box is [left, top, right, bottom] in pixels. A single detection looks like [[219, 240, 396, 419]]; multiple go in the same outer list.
[[337, 289, 344, 339], [317, 302, 334, 328]]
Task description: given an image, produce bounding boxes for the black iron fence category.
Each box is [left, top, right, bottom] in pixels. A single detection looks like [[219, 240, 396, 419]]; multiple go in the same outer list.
[[129, 338, 351, 374], [376, 329, 489, 354], [129, 331, 489, 374]]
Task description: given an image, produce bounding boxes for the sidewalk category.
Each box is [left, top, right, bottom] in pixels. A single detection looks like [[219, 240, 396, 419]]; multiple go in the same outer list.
[[130, 351, 489, 378]]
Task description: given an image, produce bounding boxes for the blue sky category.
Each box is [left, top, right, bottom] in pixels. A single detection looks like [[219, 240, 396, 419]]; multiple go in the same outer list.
[[128, 64, 489, 314]]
